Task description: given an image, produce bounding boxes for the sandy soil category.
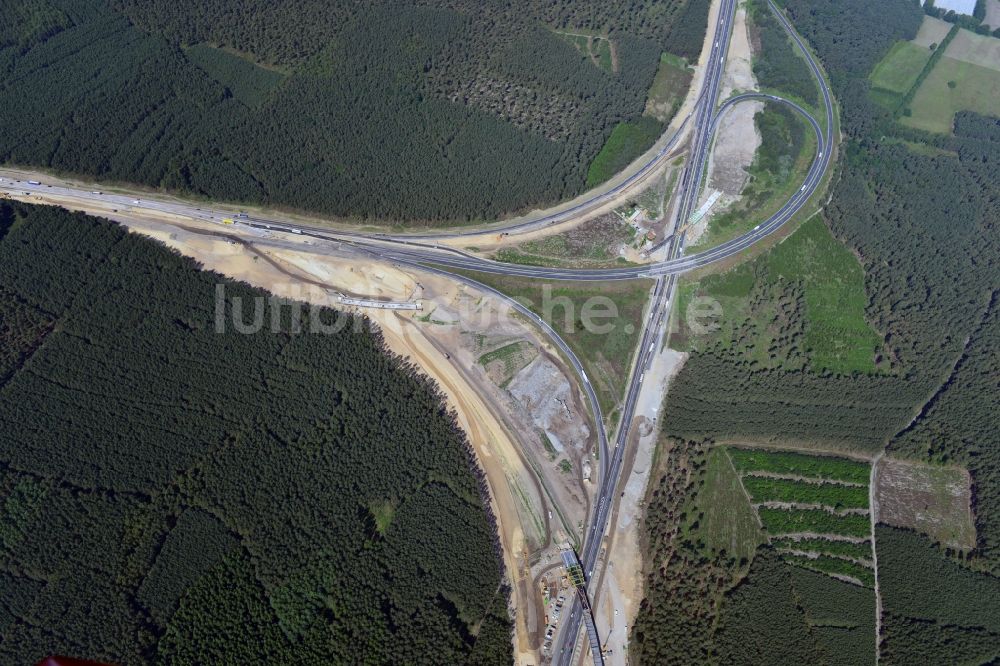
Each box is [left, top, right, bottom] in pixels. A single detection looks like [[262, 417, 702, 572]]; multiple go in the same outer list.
[[106, 215, 563, 665], [873, 457, 976, 550], [689, 2, 762, 246], [3, 176, 606, 662], [913, 15, 955, 48], [592, 348, 688, 666], [508, 355, 592, 461]]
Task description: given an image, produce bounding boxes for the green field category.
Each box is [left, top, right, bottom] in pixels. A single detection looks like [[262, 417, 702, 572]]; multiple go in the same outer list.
[[586, 117, 664, 187], [869, 40, 932, 94], [783, 553, 875, 587], [694, 448, 766, 560], [742, 475, 869, 510], [766, 216, 883, 374], [185, 44, 286, 107], [446, 270, 651, 417], [902, 55, 1000, 133], [758, 507, 871, 538], [678, 215, 882, 375], [729, 448, 871, 484], [773, 537, 872, 561], [644, 52, 692, 123]]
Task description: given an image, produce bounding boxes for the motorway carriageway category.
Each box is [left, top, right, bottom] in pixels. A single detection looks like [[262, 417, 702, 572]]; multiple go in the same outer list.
[[550, 0, 834, 661]]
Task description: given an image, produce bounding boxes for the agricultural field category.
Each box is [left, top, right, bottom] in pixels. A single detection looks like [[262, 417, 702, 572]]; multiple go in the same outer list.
[[911, 15, 953, 48], [873, 457, 976, 550], [902, 51, 1000, 133], [884, 27, 1000, 133], [0, 202, 512, 664], [869, 41, 932, 95], [644, 52, 693, 122]]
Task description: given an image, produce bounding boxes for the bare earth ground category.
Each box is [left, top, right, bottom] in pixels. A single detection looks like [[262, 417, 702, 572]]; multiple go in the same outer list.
[[873, 457, 976, 549], [18, 195, 595, 666], [912, 15, 954, 48], [689, 2, 762, 246], [592, 349, 688, 666], [945, 28, 1000, 70]]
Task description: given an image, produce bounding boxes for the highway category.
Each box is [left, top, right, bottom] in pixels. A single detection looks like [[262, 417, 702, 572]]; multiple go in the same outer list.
[[549, 0, 833, 662], [0, 0, 834, 662], [549, 0, 739, 656], [0, 84, 827, 283]]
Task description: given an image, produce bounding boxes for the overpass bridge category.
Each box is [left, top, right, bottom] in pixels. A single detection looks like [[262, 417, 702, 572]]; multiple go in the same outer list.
[[560, 549, 603, 666]]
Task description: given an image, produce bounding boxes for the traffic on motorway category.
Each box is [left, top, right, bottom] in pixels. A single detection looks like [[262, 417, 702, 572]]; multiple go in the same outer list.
[[0, 0, 835, 661]]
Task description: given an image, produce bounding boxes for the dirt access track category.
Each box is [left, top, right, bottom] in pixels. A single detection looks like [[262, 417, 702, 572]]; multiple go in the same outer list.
[[20, 191, 586, 665]]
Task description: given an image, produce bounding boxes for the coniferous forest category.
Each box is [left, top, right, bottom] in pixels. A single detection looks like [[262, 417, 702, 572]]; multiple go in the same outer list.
[[0, 201, 511, 665], [634, 0, 1000, 662], [0, 0, 707, 223]]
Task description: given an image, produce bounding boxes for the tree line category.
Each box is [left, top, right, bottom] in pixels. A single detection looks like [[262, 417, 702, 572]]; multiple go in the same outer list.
[[0, 0, 706, 223], [0, 201, 512, 664], [643, 0, 1000, 660]]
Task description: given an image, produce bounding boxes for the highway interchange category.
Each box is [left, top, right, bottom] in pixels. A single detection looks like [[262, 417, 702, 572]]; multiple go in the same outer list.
[[0, 0, 834, 662], [551, 0, 833, 661]]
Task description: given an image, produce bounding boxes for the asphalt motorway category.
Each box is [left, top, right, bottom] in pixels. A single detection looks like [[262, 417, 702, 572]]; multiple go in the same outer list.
[[549, 0, 834, 661], [551, 0, 740, 654], [0, 0, 835, 661]]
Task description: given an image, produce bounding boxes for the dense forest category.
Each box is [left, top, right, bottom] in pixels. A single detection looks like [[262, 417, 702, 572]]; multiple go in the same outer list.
[[747, 0, 817, 106], [0, 202, 511, 664], [637, 0, 1000, 661], [878, 526, 1000, 663], [629, 439, 876, 665], [0, 0, 709, 222]]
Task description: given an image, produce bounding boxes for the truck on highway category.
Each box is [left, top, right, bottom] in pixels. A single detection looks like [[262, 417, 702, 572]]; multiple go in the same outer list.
[[27, 180, 40, 185]]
